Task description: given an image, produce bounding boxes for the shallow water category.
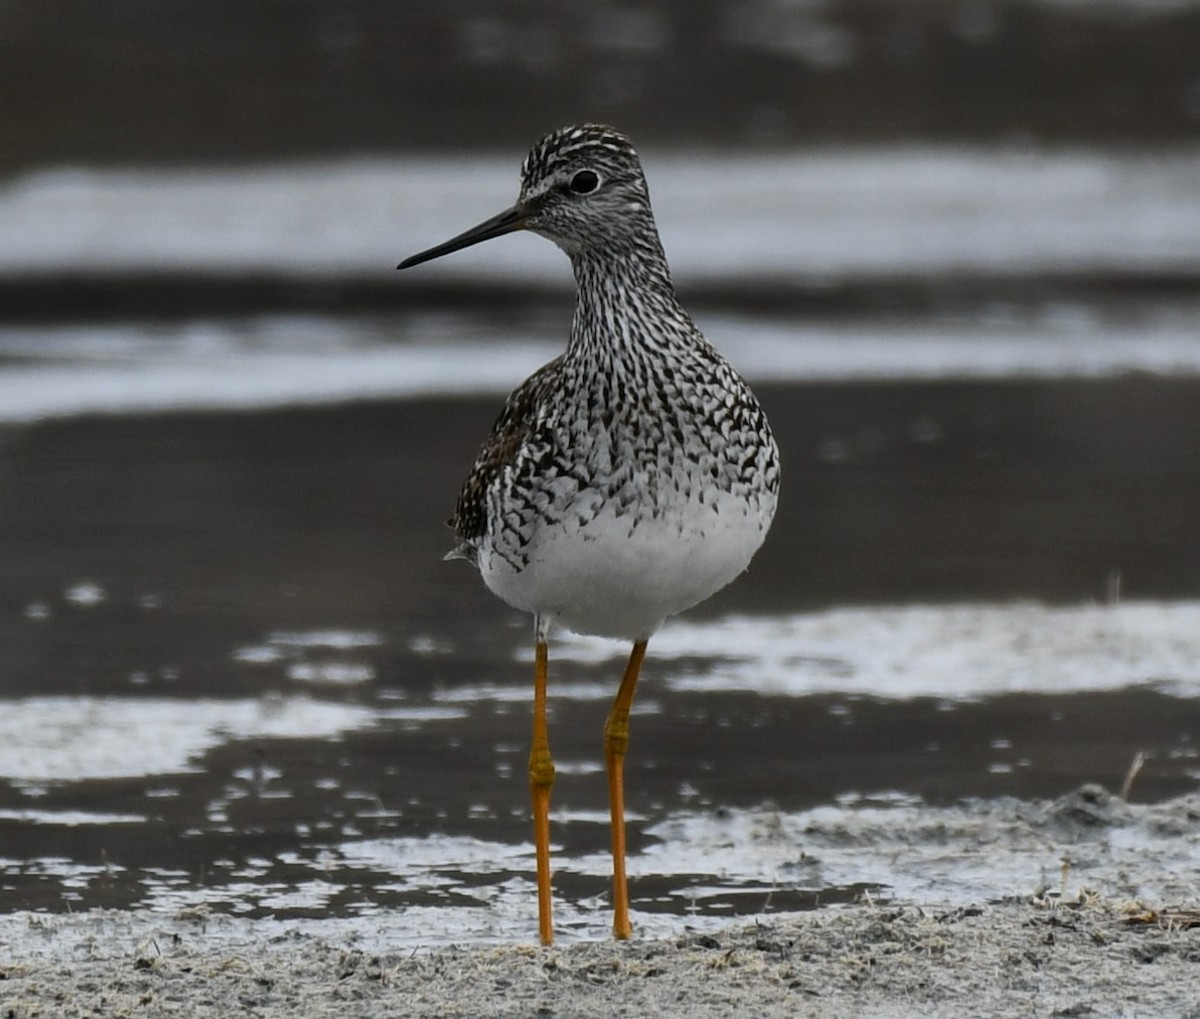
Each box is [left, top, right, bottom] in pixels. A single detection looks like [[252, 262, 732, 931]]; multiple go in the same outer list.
[[1, 378, 1197, 937], [1, 146, 1197, 939]]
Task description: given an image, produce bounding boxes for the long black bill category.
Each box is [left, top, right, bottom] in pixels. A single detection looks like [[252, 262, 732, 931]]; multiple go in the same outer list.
[[397, 205, 529, 270]]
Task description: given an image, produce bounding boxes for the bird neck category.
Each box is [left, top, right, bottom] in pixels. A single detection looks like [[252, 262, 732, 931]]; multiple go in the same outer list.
[[566, 240, 691, 364]]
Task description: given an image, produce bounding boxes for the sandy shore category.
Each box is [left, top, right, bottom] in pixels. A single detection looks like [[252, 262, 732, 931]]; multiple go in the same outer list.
[[4, 787, 1197, 1019], [2, 896, 1196, 1018]]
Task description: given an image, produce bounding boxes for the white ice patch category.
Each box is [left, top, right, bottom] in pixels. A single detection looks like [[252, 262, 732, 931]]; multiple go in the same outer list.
[[432, 680, 620, 704], [337, 835, 530, 874], [233, 630, 385, 685], [1, 147, 1199, 422], [3, 148, 1199, 277], [547, 601, 1200, 700], [0, 808, 147, 826], [264, 629, 384, 650], [640, 792, 1200, 910], [0, 322, 558, 423], [0, 696, 378, 782], [1, 311, 1198, 424]]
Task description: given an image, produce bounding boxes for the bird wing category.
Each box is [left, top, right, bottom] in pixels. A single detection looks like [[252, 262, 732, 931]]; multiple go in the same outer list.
[[447, 355, 565, 561]]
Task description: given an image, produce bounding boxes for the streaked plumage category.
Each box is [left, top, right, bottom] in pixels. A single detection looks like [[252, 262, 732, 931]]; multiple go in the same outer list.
[[399, 124, 780, 944]]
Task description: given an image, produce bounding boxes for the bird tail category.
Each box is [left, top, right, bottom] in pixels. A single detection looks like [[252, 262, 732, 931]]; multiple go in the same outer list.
[[443, 543, 478, 565]]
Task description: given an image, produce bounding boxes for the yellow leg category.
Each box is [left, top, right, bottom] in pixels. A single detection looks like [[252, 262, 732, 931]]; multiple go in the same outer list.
[[529, 640, 555, 945], [604, 639, 648, 940]]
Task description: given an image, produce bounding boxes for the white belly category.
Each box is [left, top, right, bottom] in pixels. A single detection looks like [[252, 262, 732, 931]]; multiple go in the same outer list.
[[478, 485, 777, 640]]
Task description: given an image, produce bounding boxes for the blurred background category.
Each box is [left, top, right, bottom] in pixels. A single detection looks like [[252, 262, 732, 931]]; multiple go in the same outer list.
[[4, 0, 1200, 320], [4, 0, 1200, 166], [1, 0, 1198, 934]]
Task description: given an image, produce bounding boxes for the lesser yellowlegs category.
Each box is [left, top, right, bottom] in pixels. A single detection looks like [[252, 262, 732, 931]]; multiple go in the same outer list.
[[398, 124, 780, 945]]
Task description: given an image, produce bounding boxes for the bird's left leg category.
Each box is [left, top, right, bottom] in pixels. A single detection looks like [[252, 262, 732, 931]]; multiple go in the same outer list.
[[604, 639, 648, 940], [529, 623, 556, 946]]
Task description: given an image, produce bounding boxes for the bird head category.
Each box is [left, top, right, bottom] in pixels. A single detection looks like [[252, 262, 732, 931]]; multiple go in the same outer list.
[[398, 124, 657, 269]]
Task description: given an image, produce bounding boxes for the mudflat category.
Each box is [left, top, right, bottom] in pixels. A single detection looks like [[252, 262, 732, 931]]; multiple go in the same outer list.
[[3, 787, 1198, 1018]]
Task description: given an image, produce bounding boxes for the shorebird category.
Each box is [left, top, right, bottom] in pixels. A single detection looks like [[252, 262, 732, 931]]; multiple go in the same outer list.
[[398, 124, 780, 945]]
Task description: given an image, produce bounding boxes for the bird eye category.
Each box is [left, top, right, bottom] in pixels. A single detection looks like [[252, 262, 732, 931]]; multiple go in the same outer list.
[[569, 170, 600, 195]]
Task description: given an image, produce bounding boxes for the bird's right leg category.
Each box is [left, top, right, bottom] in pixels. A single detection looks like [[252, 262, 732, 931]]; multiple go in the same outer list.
[[529, 634, 556, 945], [604, 639, 648, 940]]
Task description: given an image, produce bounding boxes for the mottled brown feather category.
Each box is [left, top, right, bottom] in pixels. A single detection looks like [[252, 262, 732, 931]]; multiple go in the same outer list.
[[447, 356, 564, 560]]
